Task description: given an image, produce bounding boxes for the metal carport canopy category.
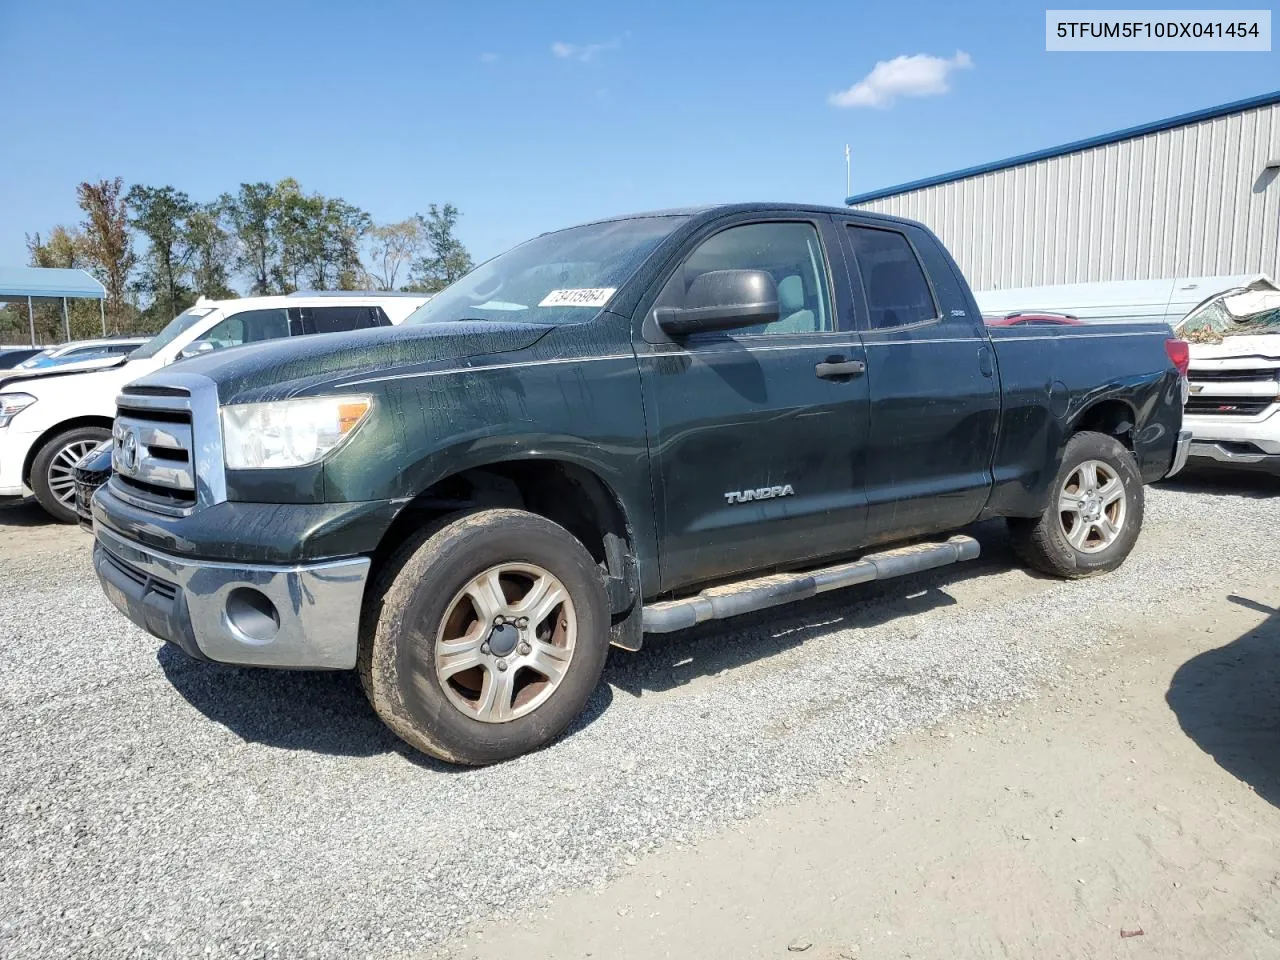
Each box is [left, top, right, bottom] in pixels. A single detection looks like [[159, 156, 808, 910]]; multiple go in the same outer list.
[[0, 266, 107, 344]]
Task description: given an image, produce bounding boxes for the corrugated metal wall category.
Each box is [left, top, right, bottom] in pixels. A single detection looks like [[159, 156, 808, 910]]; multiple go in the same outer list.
[[853, 101, 1280, 290]]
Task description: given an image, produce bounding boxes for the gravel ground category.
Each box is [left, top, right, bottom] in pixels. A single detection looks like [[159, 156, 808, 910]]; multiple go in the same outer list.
[[1, 474, 1278, 959]]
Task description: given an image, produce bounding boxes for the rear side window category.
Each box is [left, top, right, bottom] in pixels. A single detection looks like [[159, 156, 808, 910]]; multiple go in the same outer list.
[[847, 226, 938, 330], [300, 306, 388, 334]]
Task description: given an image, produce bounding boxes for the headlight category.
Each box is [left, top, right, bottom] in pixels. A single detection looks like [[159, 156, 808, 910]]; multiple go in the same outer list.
[[0, 393, 36, 428], [221, 396, 372, 470]]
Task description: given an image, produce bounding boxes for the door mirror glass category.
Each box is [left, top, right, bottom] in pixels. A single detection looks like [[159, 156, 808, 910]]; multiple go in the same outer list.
[[655, 269, 780, 336]]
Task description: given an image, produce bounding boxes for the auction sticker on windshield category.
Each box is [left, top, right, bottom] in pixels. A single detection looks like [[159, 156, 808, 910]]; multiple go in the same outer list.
[[539, 288, 617, 308]]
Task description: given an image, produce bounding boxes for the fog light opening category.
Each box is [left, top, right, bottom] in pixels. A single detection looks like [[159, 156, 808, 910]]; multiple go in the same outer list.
[[225, 587, 280, 644]]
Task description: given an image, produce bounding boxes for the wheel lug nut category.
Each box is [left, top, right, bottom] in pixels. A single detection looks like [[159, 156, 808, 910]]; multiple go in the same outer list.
[[494, 615, 505, 625], [496, 659, 508, 672], [518, 642, 531, 656], [480, 642, 490, 655], [516, 617, 529, 628]]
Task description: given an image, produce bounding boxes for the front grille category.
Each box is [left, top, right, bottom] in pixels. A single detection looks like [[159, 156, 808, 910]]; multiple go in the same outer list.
[[100, 547, 178, 602], [1185, 395, 1275, 416], [1188, 367, 1279, 382], [110, 387, 198, 515]]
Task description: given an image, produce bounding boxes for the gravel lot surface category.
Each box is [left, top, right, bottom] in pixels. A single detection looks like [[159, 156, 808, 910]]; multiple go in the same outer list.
[[1, 473, 1278, 959]]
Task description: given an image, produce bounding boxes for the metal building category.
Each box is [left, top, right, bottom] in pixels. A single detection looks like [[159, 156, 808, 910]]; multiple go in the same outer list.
[[847, 91, 1280, 291]]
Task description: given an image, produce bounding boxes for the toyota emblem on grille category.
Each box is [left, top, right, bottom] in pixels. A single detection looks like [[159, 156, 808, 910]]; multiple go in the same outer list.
[[120, 430, 139, 472]]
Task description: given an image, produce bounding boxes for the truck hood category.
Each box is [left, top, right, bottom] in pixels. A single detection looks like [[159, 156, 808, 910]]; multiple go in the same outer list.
[[1187, 335, 1280, 363], [164, 320, 556, 403]]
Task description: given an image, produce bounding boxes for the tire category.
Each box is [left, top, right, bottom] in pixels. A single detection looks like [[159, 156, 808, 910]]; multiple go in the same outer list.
[[1008, 430, 1145, 579], [30, 426, 111, 524], [359, 508, 610, 765]]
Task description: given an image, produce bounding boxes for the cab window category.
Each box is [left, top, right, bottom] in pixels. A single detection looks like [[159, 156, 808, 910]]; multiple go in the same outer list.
[[846, 225, 939, 330], [676, 221, 833, 336], [196, 308, 291, 350]]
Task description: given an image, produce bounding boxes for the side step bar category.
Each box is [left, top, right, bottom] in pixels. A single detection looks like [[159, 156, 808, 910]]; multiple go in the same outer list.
[[641, 535, 980, 634]]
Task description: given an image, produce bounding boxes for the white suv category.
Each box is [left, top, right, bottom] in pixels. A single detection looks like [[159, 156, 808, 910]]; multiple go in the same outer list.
[[0, 292, 429, 521]]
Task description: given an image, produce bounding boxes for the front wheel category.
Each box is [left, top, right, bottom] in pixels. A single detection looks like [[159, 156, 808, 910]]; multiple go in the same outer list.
[[1008, 430, 1145, 579], [30, 426, 111, 523], [359, 508, 610, 765]]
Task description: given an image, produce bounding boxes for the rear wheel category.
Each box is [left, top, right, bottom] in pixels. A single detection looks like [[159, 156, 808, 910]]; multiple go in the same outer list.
[[1008, 430, 1144, 579], [359, 508, 610, 765], [30, 426, 111, 524]]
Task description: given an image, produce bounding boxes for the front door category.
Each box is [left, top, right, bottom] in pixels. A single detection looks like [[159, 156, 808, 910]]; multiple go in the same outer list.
[[837, 218, 1000, 543], [637, 217, 871, 592]]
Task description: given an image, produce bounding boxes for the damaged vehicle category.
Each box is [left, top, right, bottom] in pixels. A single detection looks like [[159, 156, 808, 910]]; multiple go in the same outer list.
[[1176, 277, 1280, 475], [88, 203, 1190, 765]]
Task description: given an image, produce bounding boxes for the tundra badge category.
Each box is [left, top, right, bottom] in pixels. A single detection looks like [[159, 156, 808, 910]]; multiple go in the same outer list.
[[724, 484, 795, 504]]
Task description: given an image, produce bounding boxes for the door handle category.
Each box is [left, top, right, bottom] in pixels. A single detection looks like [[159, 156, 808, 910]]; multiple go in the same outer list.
[[815, 358, 866, 380]]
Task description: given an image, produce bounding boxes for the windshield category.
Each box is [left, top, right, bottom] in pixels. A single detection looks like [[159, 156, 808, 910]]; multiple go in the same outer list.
[[129, 306, 216, 360], [1176, 287, 1280, 343], [405, 216, 687, 327]]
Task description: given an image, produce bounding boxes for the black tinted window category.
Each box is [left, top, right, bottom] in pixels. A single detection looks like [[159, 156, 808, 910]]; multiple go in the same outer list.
[[847, 226, 938, 330], [306, 306, 385, 334]]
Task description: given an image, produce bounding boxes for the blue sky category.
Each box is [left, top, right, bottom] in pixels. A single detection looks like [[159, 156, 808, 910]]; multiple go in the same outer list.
[[0, 0, 1276, 273]]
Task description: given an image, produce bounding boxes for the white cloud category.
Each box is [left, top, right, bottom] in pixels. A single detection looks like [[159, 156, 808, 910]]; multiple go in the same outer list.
[[551, 38, 620, 62], [829, 50, 973, 109]]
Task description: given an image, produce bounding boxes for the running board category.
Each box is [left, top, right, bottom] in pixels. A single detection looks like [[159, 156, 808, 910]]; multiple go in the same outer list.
[[641, 535, 980, 634]]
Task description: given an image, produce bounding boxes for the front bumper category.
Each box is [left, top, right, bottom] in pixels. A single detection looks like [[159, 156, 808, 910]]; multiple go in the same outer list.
[[93, 523, 370, 669], [0, 426, 37, 497], [1165, 429, 1193, 479]]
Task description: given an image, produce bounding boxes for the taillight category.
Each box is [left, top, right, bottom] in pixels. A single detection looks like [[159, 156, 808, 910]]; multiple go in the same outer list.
[[1165, 338, 1190, 378]]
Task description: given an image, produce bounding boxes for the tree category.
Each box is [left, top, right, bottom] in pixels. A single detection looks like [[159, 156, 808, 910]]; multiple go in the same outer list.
[[222, 182, 277, 295], [268, 180, 370, 292], [366, 219, 423, 290], [408, 203, 473, 292], [185, 203, 236, 300], [127, 184, 196, 321], [77, 178, 136, 332]]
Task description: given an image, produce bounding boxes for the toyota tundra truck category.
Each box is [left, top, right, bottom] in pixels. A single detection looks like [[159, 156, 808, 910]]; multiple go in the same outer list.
[[89, 204, 1191, 765]]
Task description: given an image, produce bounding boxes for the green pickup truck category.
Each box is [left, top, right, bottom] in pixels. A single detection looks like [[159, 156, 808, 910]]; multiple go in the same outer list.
[[90, 203, 1190, 764]]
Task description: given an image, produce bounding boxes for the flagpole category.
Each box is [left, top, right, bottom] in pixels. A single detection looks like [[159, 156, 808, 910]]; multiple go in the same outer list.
[[845, 144, 851, 198]]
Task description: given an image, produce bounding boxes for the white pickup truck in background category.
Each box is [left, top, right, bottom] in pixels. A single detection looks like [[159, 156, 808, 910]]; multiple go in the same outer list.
[[976, 274, 1280, 479], [0, 292, 430, 521]]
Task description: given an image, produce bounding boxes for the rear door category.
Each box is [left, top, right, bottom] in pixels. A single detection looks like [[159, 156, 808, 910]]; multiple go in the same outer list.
[[836, 217, 1000, 542], [637, 215, 872, 591]]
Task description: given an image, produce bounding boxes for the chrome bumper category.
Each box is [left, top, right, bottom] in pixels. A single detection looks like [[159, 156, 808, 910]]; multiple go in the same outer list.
[[1187, 440, 1280, 473], [1165, 429, 1193, 479], [93, 523, 370, 669]]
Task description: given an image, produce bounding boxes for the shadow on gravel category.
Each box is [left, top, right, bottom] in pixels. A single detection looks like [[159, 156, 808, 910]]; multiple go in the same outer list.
[[1157, 467, 1279, 499], [606, 519, 1018, 698], [0, 498, 53, 526], [157, 644, 613, 768], [1166, 595, 1280, 809]]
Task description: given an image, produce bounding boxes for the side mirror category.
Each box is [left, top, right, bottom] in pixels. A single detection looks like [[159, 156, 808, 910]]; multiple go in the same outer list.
[[655, 269, 780, 336], [178, 340, 216, 360]]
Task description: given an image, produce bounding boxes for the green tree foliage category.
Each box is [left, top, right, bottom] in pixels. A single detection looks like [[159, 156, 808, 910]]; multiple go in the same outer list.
[[366, 218, 423, 290], [127, 184, 198, 323], [76, 178, 136, 333], [221, 182, 277, 296], [186, 204, 236, 300], [12, 179, 472, 341], [408, 203, 474, 293]]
